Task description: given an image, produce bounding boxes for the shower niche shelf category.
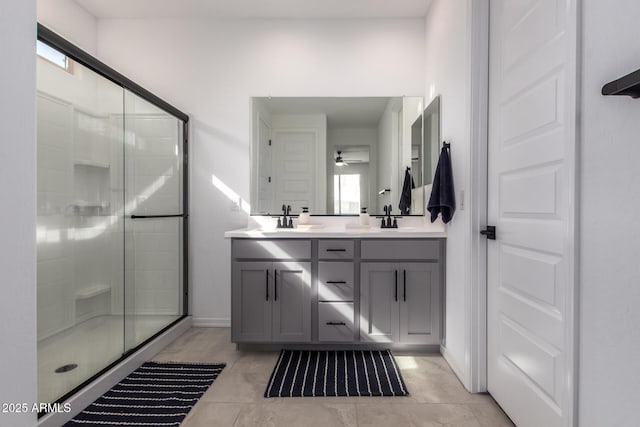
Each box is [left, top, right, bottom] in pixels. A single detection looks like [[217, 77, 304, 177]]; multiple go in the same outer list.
[[76, 284, 110, 300], [73, 162, 111, 216], [74, 159, 110, 169]]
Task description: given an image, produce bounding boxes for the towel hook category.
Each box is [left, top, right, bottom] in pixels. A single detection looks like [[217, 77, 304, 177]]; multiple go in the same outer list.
[[442, 141, 450, 149]]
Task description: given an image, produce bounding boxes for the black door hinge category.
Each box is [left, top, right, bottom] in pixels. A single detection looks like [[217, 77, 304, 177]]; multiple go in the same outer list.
[[268, 139, 272, 146], [480, 225, 496, 240]]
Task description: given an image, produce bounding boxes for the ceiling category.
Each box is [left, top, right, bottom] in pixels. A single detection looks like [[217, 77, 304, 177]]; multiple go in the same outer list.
[[73, 0, 432, 19], [258, 97, 392, 128]]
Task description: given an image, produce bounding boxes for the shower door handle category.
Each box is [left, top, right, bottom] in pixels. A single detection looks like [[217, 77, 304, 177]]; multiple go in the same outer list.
[[130, 214, 186, 219]]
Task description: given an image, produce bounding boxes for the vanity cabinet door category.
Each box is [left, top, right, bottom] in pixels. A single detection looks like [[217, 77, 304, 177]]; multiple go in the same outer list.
[[232, 262, 272, 342], [398, 263, 440, 345], [272, 261, 311, 342], [360, 263, 399, 343]]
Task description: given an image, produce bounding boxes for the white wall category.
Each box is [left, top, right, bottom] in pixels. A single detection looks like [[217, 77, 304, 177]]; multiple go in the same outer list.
[[423, 0, 472, 384], [0, 0, 38, 425], [96, 18, 426, 325], [37, 0, 98, 55], [579, 1, 640, 425]]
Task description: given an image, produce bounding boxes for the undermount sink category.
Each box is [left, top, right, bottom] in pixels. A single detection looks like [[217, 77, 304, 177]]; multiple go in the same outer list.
[[295, 224, 325, 230], [393, 227, 421, 232]]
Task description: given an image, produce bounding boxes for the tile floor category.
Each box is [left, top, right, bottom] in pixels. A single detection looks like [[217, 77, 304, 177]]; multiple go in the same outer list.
[[152, 327, 515, 427]]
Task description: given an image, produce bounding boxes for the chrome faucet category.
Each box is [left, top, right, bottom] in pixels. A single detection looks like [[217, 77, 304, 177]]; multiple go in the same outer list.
[[276, 204, 293, 228]]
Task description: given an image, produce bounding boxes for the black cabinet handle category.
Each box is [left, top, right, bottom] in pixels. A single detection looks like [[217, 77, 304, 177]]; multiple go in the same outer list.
[[326, 248, 346, 252], [274, 269, 278, 301], [394, 270, 398, 302], [327, 280, 347, 284], [403, 269, 407, 301], [326, 321, 346, 326], [265, 270, 269, 301]]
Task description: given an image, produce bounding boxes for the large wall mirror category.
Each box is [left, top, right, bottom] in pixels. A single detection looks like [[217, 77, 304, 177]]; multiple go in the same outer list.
[[250, 96, 440, 216]]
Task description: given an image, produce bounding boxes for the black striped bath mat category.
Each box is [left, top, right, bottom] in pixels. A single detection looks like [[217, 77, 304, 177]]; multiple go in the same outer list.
[[65, 361, 225, 426], [264, 349, 408, 397]]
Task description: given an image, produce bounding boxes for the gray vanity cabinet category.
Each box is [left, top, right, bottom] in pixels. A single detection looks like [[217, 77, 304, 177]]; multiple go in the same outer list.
[[271, 262, 311, 342], [230, 237, 443, 348], [231, 239, 312, 343], [398, 263, 440, 344], [231, 262, 272, 342], [360, 239, 442, 346], [361, 262, 440, 345], [360, 263, 399, 342]]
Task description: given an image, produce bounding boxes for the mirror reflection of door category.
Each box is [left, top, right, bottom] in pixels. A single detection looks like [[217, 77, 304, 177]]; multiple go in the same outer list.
[[272, 129, 316, 213], [256, 115, 273, 214]]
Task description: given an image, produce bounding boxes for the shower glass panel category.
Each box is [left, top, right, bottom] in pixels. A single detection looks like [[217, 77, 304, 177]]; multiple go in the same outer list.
[[36, 54, 125, 405], [36, 31, 188, 407], [123, 90, 185, 349]]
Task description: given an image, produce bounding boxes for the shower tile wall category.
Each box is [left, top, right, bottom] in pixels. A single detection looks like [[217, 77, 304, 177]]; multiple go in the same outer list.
[[37, 94, 74, 339]]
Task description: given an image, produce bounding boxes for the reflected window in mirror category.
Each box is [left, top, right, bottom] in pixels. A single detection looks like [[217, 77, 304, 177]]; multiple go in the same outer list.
[[334, 174, 361, 215]]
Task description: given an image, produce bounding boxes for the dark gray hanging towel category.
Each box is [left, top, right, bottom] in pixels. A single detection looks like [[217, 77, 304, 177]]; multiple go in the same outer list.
[[427, 146, 455, 223], [399, 167, 415, 215]]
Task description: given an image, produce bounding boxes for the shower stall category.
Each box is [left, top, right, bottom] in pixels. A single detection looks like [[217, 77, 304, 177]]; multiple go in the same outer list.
[[36, 25, 189, 406]]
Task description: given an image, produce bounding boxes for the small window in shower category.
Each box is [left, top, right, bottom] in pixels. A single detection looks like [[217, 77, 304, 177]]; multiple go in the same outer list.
[[37, 40, 73, 73]]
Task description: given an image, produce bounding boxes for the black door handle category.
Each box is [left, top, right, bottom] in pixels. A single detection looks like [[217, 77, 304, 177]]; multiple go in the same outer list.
[[327, 280, 347, 284], [326, 248, 347, 252], [265, 270, 269, 301], [403, 269, 407, 301], [326, 321, 346, 326], [394, 270, 398, 302], [274, 269, 278, 301], [480, 225, 496, 240]]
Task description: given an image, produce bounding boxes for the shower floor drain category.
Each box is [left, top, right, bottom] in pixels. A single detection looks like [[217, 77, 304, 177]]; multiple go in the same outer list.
[[55, 364, 78, 373]]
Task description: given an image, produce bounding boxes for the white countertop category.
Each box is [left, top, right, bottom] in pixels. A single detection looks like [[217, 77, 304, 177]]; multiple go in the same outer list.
[[224, 225, 446, 239]]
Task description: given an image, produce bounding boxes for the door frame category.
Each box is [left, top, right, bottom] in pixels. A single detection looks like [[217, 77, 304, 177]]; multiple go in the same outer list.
[[467, 0, 490, 394], [468, 0, 579, 425]]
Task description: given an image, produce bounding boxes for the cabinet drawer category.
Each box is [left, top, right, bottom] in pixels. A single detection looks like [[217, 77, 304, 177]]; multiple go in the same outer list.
[[318, 240, 354, 259], [361, 239, 440, 260], [318, 302, 354, 342], [318, 262, 354, 301], [232, 239, 311, 259]]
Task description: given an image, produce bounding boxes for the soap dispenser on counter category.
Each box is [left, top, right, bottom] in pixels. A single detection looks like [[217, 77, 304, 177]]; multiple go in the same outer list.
[[298, 207, 310, 225], [359, 207, 370, 226]]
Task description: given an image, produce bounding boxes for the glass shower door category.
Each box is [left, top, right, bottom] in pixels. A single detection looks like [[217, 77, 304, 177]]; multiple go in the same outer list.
[[36, 51, 125, 404], [123, 90, 186, 351]]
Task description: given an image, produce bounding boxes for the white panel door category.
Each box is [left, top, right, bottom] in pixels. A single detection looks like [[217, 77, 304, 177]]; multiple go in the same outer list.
[[272, 130, 316, 213], [487, 1, 576, 427]]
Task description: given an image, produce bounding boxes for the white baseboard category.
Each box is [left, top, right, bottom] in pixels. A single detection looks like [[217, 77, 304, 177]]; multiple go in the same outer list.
[[440, 344, 471, 392], [39, 317, 192, 427], [192, 317, 230, 327]]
